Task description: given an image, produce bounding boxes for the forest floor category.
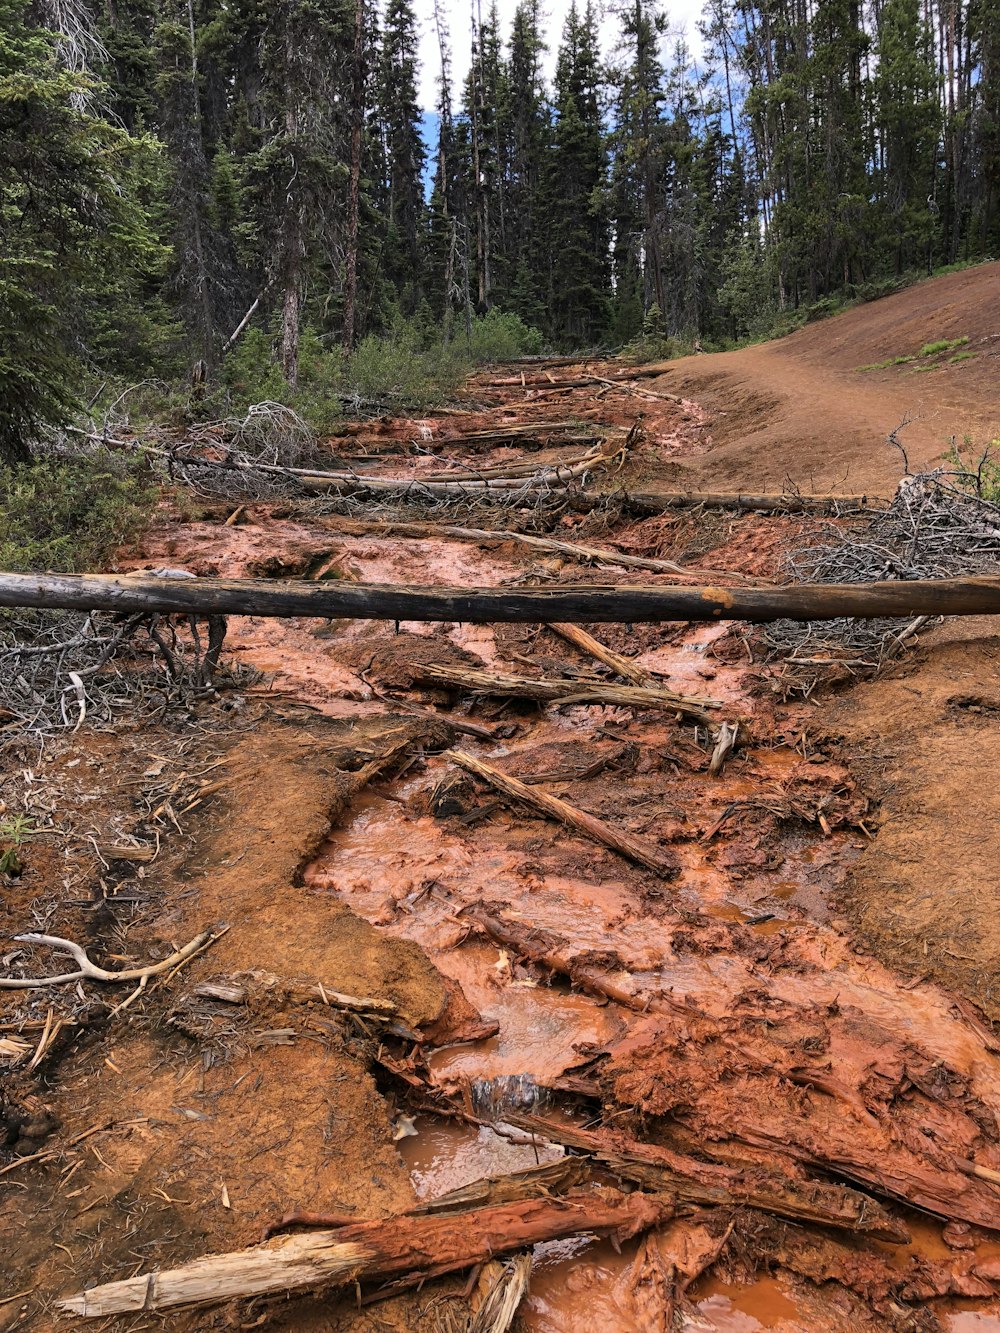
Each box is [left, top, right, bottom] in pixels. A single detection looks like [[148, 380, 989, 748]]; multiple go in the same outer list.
[[3, 262, 1000, 1332]]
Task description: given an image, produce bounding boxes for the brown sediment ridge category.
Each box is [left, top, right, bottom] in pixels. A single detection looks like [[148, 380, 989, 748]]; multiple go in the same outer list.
[[7, 310, 1000, 1331]]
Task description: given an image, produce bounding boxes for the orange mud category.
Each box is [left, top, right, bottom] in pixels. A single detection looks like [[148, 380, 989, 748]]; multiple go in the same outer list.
[[6, 295, 1000, 1330]]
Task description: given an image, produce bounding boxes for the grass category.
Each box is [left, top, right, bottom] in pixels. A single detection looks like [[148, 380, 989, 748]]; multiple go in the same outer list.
[[0, 814, 37, 877], [949, 350, 977, 364], [859, 335, 971, 372], [918, 336, 969, 357], [858, 354, 916, 371]]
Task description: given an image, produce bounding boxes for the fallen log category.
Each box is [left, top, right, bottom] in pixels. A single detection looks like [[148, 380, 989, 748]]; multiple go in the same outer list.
[[317, 517, 770, 583], [297, 450, 608, 495], [6, 571, 1000, 624], [619, 489, 877, 515], [449, 749, 679, 877], [507, 1114, 908, 1243], [412, 663, 718, 726], [56, 1187, 672, 1317], [480, 367, 667, 389]]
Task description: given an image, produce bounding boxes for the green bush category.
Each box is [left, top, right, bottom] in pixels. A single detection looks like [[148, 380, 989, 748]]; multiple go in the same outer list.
[[467, 309, 543, 363], [0, 451, 156, 572], [944, 437, 1000, 503]]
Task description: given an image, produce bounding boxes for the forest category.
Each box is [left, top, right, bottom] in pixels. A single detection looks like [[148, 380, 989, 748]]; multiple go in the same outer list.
[[0, 0, 998, 462]]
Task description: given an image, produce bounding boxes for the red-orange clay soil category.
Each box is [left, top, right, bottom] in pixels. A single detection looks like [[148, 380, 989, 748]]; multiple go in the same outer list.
[[2, 262, 1000, 1333]]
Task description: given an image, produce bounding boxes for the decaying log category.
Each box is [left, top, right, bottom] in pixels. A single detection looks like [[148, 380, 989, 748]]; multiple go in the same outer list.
[[8, 570, 1000, 624], [57, 1187, 672, 1317], [547, 621, 653, 685], [449, 749, 678, 877], [619, 490, 877, 515], [466, 1254, 532, 1333], [507, 1114, 908, 1243], [409, 663, 719, 726], [318, 517, 768, 584], [480, 367, 667, 389]]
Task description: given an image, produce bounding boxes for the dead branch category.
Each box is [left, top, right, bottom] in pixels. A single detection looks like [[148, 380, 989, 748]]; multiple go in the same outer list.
[[57, 1188, 672, 1317], [0, 926, 225, 990], [449, 749, 678, 877], [547, 622, 653, 685]]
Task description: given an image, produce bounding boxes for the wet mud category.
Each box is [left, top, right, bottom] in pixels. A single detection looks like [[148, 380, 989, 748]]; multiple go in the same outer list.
[[4, 361, 1000, 1331]]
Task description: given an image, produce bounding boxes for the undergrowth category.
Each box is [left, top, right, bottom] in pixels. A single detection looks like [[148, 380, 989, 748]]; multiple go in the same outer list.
[[0, 451, 157, 572], [943, 437, 1000, 503]]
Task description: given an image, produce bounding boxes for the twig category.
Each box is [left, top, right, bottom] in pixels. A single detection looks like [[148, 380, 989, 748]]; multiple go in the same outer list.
[[0, 926, 226, 990]]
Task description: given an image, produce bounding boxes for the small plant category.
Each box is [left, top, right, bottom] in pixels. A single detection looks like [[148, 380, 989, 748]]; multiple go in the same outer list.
[[949, 350, 977, 364], [943, 437, 1000, 503], [858, 354, 916, 371], [0, 814, 37, 877]]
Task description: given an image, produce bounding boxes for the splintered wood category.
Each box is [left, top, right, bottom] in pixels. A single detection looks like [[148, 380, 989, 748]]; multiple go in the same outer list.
[[58, 1189, 671, 1316]]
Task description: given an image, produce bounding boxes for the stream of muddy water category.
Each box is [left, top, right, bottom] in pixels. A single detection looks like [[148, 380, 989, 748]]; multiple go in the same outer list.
[[139, 424, 1000, 1328]]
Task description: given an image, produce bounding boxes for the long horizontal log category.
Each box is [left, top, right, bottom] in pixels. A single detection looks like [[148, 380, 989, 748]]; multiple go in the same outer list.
[[410, 663, 719, 726], [3, 570, 999, 624], [620, 490, 878, 514], [318, 517, 770, 584], [57, 1188, 671, 1317]]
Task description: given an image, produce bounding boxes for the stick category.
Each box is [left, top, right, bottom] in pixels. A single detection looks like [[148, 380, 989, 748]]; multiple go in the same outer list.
[[57, 1188, 672, 1316], [547, 622, 653, 685], [6, 571, 1000, 624], [449, 749, 678, 876], [619, 490, 877, 515], [410, 663, 720, 726], [0, 926, 225, 990]]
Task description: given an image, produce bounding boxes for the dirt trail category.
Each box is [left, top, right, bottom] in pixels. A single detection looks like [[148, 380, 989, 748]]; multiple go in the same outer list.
[[4, 268, 1000, 1332], [644, 261, 1000, 495]]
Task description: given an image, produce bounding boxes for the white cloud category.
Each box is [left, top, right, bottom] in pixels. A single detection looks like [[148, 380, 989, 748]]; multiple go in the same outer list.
[[409, 0, 706, 112]]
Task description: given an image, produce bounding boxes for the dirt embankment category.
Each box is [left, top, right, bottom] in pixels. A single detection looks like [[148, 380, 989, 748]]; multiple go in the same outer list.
[[645, 261, 1000, 495]]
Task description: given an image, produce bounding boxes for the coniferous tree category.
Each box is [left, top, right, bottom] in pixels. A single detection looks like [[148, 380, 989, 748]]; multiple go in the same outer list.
[[379, 0, 425, 313]]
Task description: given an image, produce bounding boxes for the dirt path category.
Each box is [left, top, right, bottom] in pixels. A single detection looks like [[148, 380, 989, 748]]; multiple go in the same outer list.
[[645, 261, 1000, 495], [4, 271, 1000, 1331]]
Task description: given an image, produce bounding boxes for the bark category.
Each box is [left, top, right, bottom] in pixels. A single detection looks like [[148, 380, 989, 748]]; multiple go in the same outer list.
[[57, 1188, 672, 1317], [5, 570, 1000, 624]]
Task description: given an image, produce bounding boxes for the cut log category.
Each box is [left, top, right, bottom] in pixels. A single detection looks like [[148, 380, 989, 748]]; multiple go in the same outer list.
[[5, 571, 1000, 624], [507, 1114, 908, 1243], [297, 448, 609, 495], [407, 663, 719, 725], [56, 1187, 672, 1317], [449, 749, 678, 877]]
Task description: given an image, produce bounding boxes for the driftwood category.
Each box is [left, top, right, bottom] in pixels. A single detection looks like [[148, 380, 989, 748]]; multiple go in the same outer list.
[[318, 517, 770, 584], [547, 621, 653, 685], [449, 749, 678, 877], [0, 927, 224, 990], [298, 445, 612, 495], [7, 570, 1000, 624], [409, 663, 720, 726], [57, 1187, 672, 1317], [480, 367, 666, 389], [508, 1114, 907, 1243]]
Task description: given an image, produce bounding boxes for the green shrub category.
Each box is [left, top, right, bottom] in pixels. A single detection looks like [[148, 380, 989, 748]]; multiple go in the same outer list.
[[467, 309, 543, 363], [943, 437, 1000, 503], [0, 451, 156, 572]]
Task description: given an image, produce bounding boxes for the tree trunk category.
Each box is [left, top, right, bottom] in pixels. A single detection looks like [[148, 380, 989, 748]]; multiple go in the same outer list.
[[341, 0, 365, 352]]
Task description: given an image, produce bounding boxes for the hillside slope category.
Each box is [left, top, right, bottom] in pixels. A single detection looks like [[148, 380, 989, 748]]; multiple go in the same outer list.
[[652, 262, 1000, 495]]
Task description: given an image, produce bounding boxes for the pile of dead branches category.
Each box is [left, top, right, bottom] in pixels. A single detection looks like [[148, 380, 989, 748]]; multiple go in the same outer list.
[[0, 608, 246, 733], [760, 471, 1000, 686]]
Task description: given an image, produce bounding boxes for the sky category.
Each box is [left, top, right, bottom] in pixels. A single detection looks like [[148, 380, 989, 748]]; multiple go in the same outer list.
[[410, 0, 706, 112]]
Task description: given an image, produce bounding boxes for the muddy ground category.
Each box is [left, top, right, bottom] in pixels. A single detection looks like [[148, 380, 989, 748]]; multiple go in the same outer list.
[[3, 275, 1000, 1332]]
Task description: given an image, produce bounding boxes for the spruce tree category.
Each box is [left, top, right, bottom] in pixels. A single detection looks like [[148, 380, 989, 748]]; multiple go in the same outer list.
[[379, 0, 426, 313]]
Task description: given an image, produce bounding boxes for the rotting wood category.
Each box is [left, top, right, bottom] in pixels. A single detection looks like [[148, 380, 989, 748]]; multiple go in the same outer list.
[[8, 570, 1000, 624], [409, 663, 720, 726], [466, 1253, 532, 1333], [56, 1187, 672, 1317], [297, 444, 614, 495], [547, 621, 653, 686], [0, 926, 225, 990], [709, 720, 740, 776], [507, 1114, 908, 1243], [449, 749, 678, 877], [479, 367, 667, 389]]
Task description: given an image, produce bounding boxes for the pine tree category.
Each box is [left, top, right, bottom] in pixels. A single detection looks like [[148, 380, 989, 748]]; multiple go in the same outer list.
[[543, 0, 609, 345], [0, 0, 161, 462], [379, 0, 425, 313]]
